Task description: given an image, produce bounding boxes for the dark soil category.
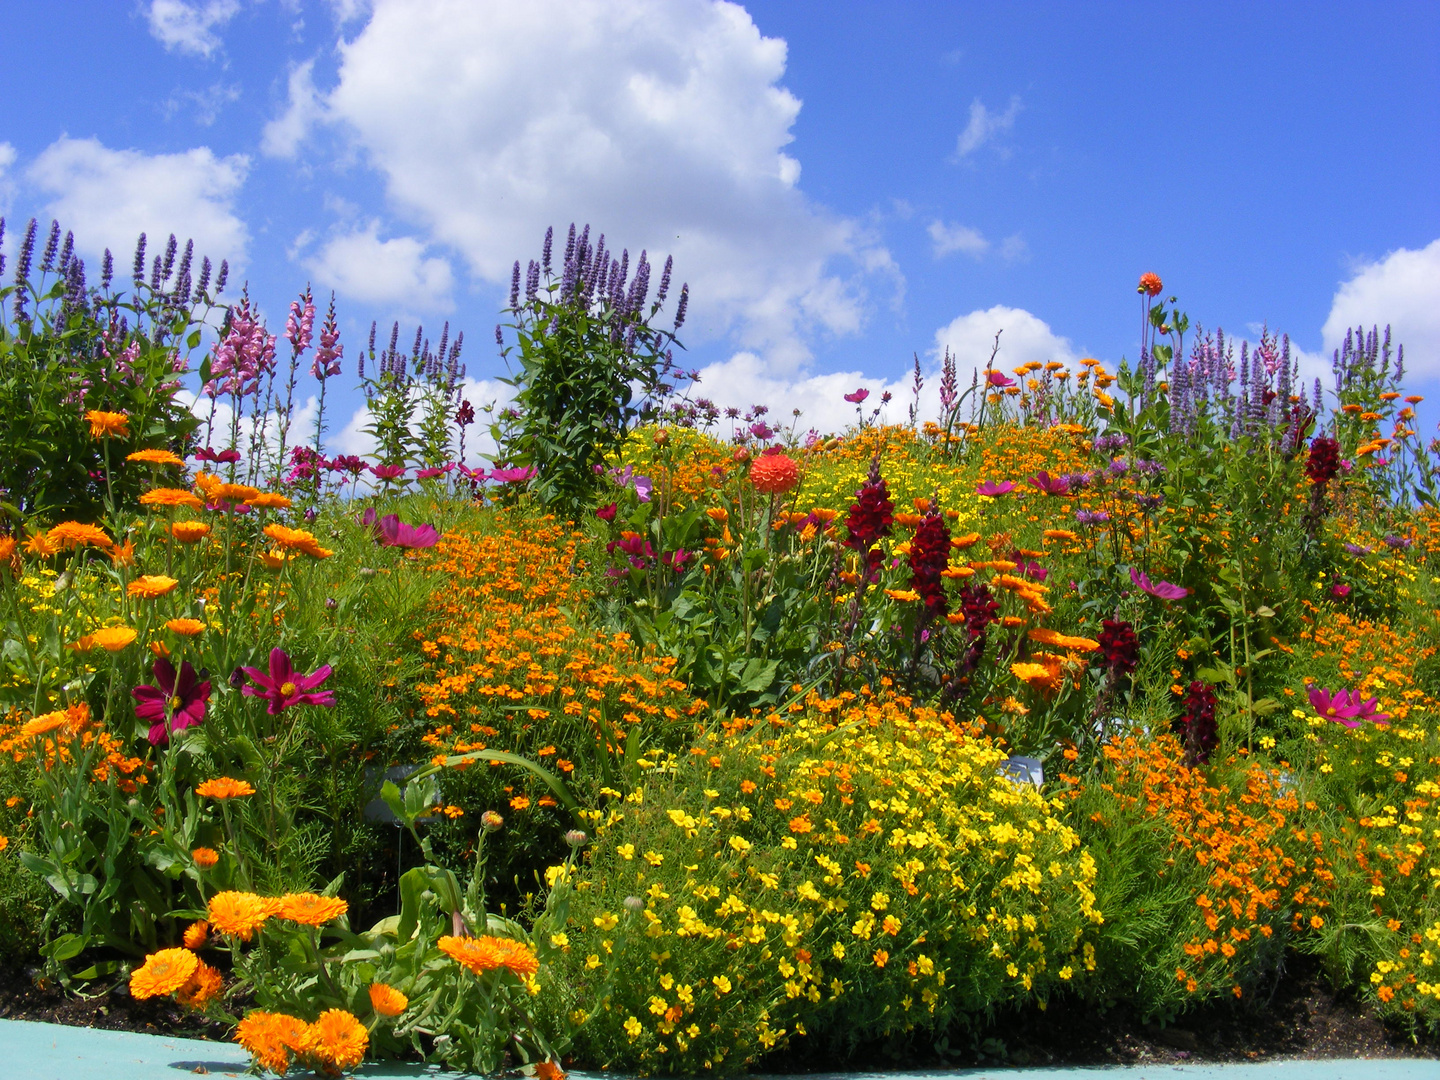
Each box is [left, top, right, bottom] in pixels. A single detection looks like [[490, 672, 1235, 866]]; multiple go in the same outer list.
[[2, 953, 1435, 1070]]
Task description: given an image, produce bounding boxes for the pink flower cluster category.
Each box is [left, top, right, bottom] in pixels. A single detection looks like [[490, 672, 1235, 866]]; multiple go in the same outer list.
[[206, 295, 277, 398]]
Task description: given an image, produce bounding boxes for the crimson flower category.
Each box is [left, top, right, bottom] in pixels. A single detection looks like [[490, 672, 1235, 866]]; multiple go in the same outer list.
[[1099, 619, 1139, 678], [241, 648, 335, 715], [1305, 436, 1341, 485], [844, 388, 870, 404], [595, 502, 617, 522], [843, 456, 894, 580], [1179, 681, 1218, 765], [906, 509, 951, 617], [1129, 566, 1187, 601], [133, 659, 212, 746]]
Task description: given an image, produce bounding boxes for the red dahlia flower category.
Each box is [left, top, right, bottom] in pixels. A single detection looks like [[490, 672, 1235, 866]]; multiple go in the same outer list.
[[749, 451, 799, 495], [241, 648, 335, 715]]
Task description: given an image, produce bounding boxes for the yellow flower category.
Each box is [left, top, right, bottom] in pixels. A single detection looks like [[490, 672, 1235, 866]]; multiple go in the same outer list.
[[128, 574, 179, 599], [86, 410, 130, 438], [129, 948, 199, 999], [126, 449, 185, 467]]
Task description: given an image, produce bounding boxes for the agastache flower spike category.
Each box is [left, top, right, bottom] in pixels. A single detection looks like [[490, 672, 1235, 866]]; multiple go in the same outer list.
[[509, 260, 521, 309], [132, 231, 147, 284], [673, 283, 689, 330]]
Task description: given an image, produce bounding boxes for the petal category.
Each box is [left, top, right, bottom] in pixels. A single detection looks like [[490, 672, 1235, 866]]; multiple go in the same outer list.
[[268, 647, 294, 684]]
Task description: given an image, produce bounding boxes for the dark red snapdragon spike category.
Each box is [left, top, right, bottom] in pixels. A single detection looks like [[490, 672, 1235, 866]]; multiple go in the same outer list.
[[1179, 681, 1218, 765], [1305, 436, 1341, 485], [907, 508, 951, 617], [1099, 619, 1139, 679], [843, 455, 894, 577]]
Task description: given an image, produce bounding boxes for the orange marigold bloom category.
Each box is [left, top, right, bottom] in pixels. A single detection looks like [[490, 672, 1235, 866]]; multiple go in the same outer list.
[[197, 777, 256, 800], [87, 410, 130, 438], [210, 483, 261, 504], [276, 892, 349, 926], [128, 574, 179, 599], [438, 934, 540, 978], [46, 522, 113, 550], [1138, 272, 1163, 297], [167, 618, 207, 636], [23, 531, 57, 558], [175, 960, 224, 1010], [192, 847, 220, 869], [208, 891, 272, 940], [307, 1009, 369, 1071], [129, 947, 199, 999], [109, 540, 136, 567], [184, 920, 210, 948], [90, 626, 138, 652], [20, 710, 69, 738], [245, 492, 293, 510], [140, 488, 204, 510], [236, 1011, 309, 1075], [0, 537, 17, 563], [170, 521, 212, 543], [749, 452, 799, 495], [368, 982, 408, 1017], [126, 449, 185, 467]]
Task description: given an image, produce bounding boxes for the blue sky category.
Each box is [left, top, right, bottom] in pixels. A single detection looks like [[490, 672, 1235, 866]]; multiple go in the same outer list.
[[1, 0, 1436, 445]]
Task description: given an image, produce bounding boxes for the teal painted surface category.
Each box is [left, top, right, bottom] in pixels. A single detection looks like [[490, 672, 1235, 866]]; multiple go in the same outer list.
[[1, 1019, 1438, 1080]]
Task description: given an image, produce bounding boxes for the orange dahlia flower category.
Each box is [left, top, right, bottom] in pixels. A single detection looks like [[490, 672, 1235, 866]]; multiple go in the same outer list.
[[245, 492, 293, 510], [191, 847, 220, 869], [129, 947, 199, 999], [1138, 272, 1163, 297], [749, 452, 799, 495], [20, 711, 69, 738], [439, 934, 540, 978]]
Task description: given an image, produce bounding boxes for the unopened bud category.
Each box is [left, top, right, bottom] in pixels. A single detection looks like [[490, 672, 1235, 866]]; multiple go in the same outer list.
[[564, 829, 588, 848], [480, 810, 504, 832], [623, 895, 644, 912], [653, 429, 670, 447]]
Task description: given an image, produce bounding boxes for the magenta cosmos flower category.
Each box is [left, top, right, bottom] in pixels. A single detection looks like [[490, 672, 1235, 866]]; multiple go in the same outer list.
[[844, 388, 870, 404], [1307, 685, 1389, 727], [1129, 566, 1188, 601], [133, 659, 212, 746], [241, 648, 335, 715], [986, 370, 1015, 388], [1027, 471, 1071, 496], [976, 480, 1015, 497], [490, 466, 537, 483]]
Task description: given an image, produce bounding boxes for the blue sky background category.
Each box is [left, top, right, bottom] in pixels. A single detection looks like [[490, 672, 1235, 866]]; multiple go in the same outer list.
[[1, 0, 1436, 448]]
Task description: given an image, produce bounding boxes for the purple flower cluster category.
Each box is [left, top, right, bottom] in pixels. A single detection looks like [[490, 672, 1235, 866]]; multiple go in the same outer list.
[[205, 293, 276, 398]]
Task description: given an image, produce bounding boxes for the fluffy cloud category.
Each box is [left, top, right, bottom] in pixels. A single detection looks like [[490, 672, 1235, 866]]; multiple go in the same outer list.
[[927, 220, 988, 259], [933, 304, 1078, 376], [1321, 239, 1440, 379], [954, 95, 1022, 158], [28, 136, 249, 268], [146, 0, 241, 58], [284, 0, 890, 370], [261, 61, 324, 159], [302, 220, 455, 311]]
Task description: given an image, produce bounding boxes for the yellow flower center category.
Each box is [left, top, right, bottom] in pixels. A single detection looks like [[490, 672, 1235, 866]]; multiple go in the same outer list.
[[279, 682, 298, 697], [170, 696, 183, 711]]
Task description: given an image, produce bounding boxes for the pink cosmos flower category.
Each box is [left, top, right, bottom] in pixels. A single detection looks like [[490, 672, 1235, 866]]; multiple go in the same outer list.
[[844, 388, 870, 404], [986, 370, 1015, 388], [1307, 685, 1389, 727], [370, 464, 406, 481], [241, 648, 335, 715], [133, 659, 212, 746], [976, 480, 1015, 497], [490, 466, 537, 483], [1027, 471, 1071, 496], [1129, 566, 1188, 601], [1331, 583, 1351, 598]]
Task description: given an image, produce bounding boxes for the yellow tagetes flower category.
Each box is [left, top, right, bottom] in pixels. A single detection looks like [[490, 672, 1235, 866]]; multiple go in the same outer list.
[[46, 521, 112, 550], [129, 947, 199, 999], [140, 487, 204, 510], [196, 777, 255, 800], [208, 891, 273, 941], [128, 574, 179, 599], [275, 892, 348, 926], [87, 410, 130, 438], [167, 618, 206, 636], [170, 521, 211, 543], [307, 1009, 369, 1071], [126, 449, 185, 467], [368, 982, 408, 1017]]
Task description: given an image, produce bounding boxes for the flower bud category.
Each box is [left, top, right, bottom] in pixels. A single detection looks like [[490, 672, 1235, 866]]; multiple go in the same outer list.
[[324, 597, 338, 610], [653, 429, 670, 447], [564, 829, 588, 848], [480, 810, 504, 832], [623, 895, 644, 912]]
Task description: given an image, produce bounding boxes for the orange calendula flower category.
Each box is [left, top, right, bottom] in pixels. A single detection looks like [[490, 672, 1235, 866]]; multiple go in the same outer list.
[[129, 947, 199, 999], [109, 541, 136, 567], [245, 492, 293, 510], [192, 847, 220, 869], [438, 934, 540, 978], [87, 410, 130, 438], [20, 710, 69, 738], [210, 482, 262, 504], [184, 920, 211, 949], [126, 449, 186, 467], [90, 626, 138, 652], [167, 618, 207, 636], [535, 1061, 567, 1080], [1028, 627, 1099, 652], [47, 521, 113, 550], [1011, 661, 1054, 683], [196, 777, 256, 800], [175, 960, 224, 1010], [1043, 529, 1079, 542], [235, 1011, 309, 1075], [262, 523, 332, 558], [276, 892, 349, 926], [368, 982, 408, 1017], [140, 488, 204, 510], [170, 521, 212, 543], [23, 531, 57, 558], [128, 574, 179, 599], [0, 537, 17, 563], [208, 891, 273, 940], [307, 1009, 369, 1071]]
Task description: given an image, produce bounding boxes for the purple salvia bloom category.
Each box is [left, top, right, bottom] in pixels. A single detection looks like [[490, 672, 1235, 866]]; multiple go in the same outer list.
[[673, 283, 689, 330], [657, 254, 673, 304], [525, 259, 539, 303], [542, 225, 554, 275], [509, 259, 521, 309], [160, 234, 177, 282], [435, 322, 449, 372], [411, 324, 424, 362], [150, 254, 163, 291], [215, 259, 228, 294], [495, 323, 504, 346], [14, 219, 35, 284], [131, 231, 146, 284], [57, 230, 74, 274], [195, 255, 210, 298], [39, 220, 60, 272], [1076, 509, 1110, 526]]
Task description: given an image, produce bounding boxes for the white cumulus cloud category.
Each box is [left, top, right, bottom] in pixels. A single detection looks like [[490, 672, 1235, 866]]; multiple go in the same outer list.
[[934, 304, 1079, 376], [146, 0, 242, 58], [290, 0, 889, 371], [954, 95, 1022, 158], [262, 60, 324, 158], [928, 220, 988, 259], [28, 136, 250, 268], [302, 220, 455, 311], [1321, 238, 1440, 380]]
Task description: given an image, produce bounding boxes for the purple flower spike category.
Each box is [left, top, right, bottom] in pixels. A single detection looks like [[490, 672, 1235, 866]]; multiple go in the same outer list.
[[241, 648, 335, 715], [1129, 566, 1188, 601], [1306, 685, 1390, 727], [133, 659, 212, 746], [976, 480, 1015, 497], [1027, 471, 1071, 496]]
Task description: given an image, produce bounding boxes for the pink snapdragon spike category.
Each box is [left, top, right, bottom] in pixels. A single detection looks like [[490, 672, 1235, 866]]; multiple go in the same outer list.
[[133, 659, 212, 746], [844, 388, 870, 404], [1027, 471, 1070, 496], [490, 466, 538, 483], [241, 648, 336, 715], [1307, 685, 1390, 727], [976, 480, 1015, 497], [986, 370, 1015, 388], [1129, 566, 1188, 601]]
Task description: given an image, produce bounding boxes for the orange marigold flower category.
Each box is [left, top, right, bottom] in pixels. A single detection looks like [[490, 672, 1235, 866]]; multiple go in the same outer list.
[[276, 892, 349, 926], [128, 574, 179, 599], [192, 847, 220, 869], [210, 483, 261, 504], [167, 618, 207, 636], [129, 947, 199, 999], [170, 521, 212, 543], [236, 1011, 309, 1075], [90, 626, 138, 652], [307, 1009, 369, 1071], [1138, 272, 1163, 297], [208, 891, 272, 940], [140, 488, 204, 510], [126, 449, 185, 467], [535, 1061, 567, 1080], [368, 982, 408, 1017], [184, 920, 210, 949], [20, 710, 69, 738], [245, 492, 293, 510], [46, 521, 113, 550], [196, 777, 255, 800], [24, 531, 57, 558], [749, 452, 799, 495], [873, 949, 889, 968], [175, 960, 224, 1010], [109, 540, 136, 567], [438, 934, 540, 978], [87, 410, 130, 438], [0, 536, 15, 563]]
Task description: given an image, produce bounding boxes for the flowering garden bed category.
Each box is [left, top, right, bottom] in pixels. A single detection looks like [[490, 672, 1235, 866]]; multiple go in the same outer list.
[[3, 221, 1440, 1076]]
